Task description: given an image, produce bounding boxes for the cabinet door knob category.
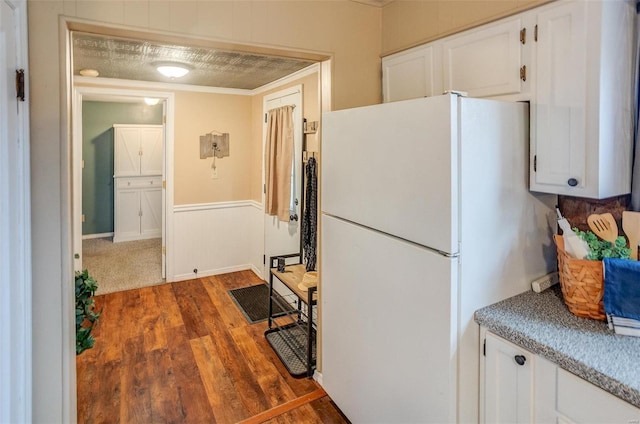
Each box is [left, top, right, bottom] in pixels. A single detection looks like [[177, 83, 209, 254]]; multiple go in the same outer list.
[[567, 178, 578, 187], [514, 355, 526, 366]]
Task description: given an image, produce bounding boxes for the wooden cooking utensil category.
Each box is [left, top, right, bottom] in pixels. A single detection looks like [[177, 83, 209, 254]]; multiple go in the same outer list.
[[622, 211, 640, 260], [587, 213, 618, 244]]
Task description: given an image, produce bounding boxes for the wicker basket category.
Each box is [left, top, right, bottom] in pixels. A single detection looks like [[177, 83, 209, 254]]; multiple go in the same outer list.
[[554, 235, 605, 320]]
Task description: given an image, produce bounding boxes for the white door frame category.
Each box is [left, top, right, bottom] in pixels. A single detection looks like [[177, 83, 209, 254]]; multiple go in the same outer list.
[[0, 0, 31, 422], [72, 86, 175, 280], [262, 85, 304, 278]]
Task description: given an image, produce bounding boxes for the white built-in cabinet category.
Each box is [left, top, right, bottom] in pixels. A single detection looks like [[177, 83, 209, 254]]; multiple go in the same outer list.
[[442, 18, 525, 98], [114, 124, 163, 176], [530, 0, 634, 198], [382, 44, 442, 102], [483, 332, 532, 424], [113, 125, 163, 243], [482, 331, 640, 424], [382, 16, 527, 102], [382, 0, 635, 199]]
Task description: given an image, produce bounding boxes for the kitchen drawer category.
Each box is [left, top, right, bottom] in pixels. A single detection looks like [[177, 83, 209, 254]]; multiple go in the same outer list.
[[557, 368, 640, 423], [116, 177, 161, 189]]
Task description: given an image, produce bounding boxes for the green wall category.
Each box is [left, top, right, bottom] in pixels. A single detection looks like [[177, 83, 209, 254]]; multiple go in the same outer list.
[[82, 101, 163, 236]]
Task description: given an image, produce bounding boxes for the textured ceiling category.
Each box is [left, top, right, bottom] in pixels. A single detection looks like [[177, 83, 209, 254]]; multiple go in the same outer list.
[[72, 32, 316, 90]]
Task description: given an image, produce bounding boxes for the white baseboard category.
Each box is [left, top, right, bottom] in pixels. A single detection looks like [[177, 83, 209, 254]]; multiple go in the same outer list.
[[82, 232, 114, 240], [173, 264, 255, 282], [314, 370, 323, 385], [250, 264, 264, 281]]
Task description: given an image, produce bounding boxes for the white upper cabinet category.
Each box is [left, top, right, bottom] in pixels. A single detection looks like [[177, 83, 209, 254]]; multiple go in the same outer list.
[[114, 124, 164, 177], [442, 19, 524, 98], [382, 43, 442, 102], [530, 0, 635, 198]]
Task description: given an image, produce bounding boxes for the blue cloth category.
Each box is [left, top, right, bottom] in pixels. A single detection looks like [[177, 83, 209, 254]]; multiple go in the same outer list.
[[603, 258, 640, 321]]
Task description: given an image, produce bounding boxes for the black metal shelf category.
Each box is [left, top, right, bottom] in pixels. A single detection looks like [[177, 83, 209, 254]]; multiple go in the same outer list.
[[265, 256, 317, 378]]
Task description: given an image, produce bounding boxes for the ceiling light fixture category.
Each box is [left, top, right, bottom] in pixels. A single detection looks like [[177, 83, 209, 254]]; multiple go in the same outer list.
[[156, 63, 190, 78], [144, 97, 160, 106], [79, 68, 99, 77]]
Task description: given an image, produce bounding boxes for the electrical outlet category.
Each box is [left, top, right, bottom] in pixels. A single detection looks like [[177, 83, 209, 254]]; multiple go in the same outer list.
[[211, 167, 218, 179], [531, 271, 559, 293]]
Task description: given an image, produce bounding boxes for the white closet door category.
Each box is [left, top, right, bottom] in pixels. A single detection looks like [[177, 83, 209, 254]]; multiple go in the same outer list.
[[115, 128, 140, 176], [115, 189, 141, 242], [140, 128, 163, 176], [140, 187, 162, 237]]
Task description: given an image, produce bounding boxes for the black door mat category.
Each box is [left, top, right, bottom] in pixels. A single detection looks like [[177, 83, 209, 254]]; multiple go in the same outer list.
[[228, 284, 294, 324]]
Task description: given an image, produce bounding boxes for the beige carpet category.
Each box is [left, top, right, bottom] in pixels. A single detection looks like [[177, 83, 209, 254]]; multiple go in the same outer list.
[[82, 237, 164, 295]]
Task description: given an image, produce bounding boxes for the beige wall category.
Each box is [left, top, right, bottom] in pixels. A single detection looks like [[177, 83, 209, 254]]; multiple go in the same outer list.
[[174, 91, 253, 205], [27, 1, 380, 421], [381, 0, 552, 55]]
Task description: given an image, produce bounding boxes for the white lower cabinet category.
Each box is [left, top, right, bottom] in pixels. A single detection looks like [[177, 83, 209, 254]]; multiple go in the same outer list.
[[482, 331, 640, 424], [483, 332, 532, 424], [114, 176, 162, 243]]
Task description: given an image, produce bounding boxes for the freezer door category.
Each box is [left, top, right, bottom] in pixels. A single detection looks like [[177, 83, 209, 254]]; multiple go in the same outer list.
[[322, 95, 459, 255], [321, 214, 458, 423]]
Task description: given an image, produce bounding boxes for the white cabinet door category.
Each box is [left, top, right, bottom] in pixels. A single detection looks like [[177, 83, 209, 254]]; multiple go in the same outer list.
[[530, 0, 634, 198], [484, 332, 532, 424], [140, 187, 162, 237], [114, 188, 141, 242], [114, 177, 162, 242], [484, 331, 640, 424], [443, 19, 523, 98], [531, 1, 586, 193], [115, 127, 141, 177], [556, 368, 640, 424], [139, 127, 163, 175], [114, 125, 163, 177], [382, 43, 442, 102]]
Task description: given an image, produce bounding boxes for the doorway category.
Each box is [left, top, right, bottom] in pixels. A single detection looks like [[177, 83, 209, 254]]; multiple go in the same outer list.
[[262, 85, 304, 278], [72, 87, 174, 291]]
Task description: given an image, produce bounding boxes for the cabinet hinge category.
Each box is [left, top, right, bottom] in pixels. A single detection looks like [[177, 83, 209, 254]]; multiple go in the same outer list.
[[265, 113, 267, 123], [163, 115, 167, 124], [162, 246, 166, 254], [483, 338, 486, 356], [520, 65, 527, 82], [534, 24, 538, 42], [16, 69, 25, 101], [520, 28, 526, 45], [162, 180, 166, 189], [263, 255, 266, 265], [139, 209, 143, 217], [263, 183, 266, 194], [81, 159, 85, 169], [534, 155, 537, 172], [81, 214, 85, 223]]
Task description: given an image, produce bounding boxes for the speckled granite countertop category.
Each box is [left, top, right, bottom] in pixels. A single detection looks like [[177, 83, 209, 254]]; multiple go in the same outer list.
[[475, 286, 640, 408]]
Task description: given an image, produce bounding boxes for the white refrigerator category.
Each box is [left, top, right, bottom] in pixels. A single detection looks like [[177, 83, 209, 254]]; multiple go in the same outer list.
[[320, 94, 556, 423]]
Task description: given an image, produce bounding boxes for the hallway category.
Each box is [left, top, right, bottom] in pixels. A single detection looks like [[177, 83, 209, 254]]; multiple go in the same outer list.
[[76, 270, 348, 423]]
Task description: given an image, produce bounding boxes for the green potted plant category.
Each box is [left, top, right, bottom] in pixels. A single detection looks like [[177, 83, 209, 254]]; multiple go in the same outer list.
[[75, 270, 101, 355]]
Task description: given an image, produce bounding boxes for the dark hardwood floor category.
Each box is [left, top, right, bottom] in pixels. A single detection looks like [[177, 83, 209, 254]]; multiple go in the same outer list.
[[76, 270, 348, 424]]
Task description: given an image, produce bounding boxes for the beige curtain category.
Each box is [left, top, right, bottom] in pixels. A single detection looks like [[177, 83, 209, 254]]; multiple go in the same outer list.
[[265, 105, 294, 222]]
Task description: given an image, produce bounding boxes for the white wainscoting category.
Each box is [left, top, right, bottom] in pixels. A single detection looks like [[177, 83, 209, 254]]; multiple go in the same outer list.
[[171, 200, 264, 282]]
